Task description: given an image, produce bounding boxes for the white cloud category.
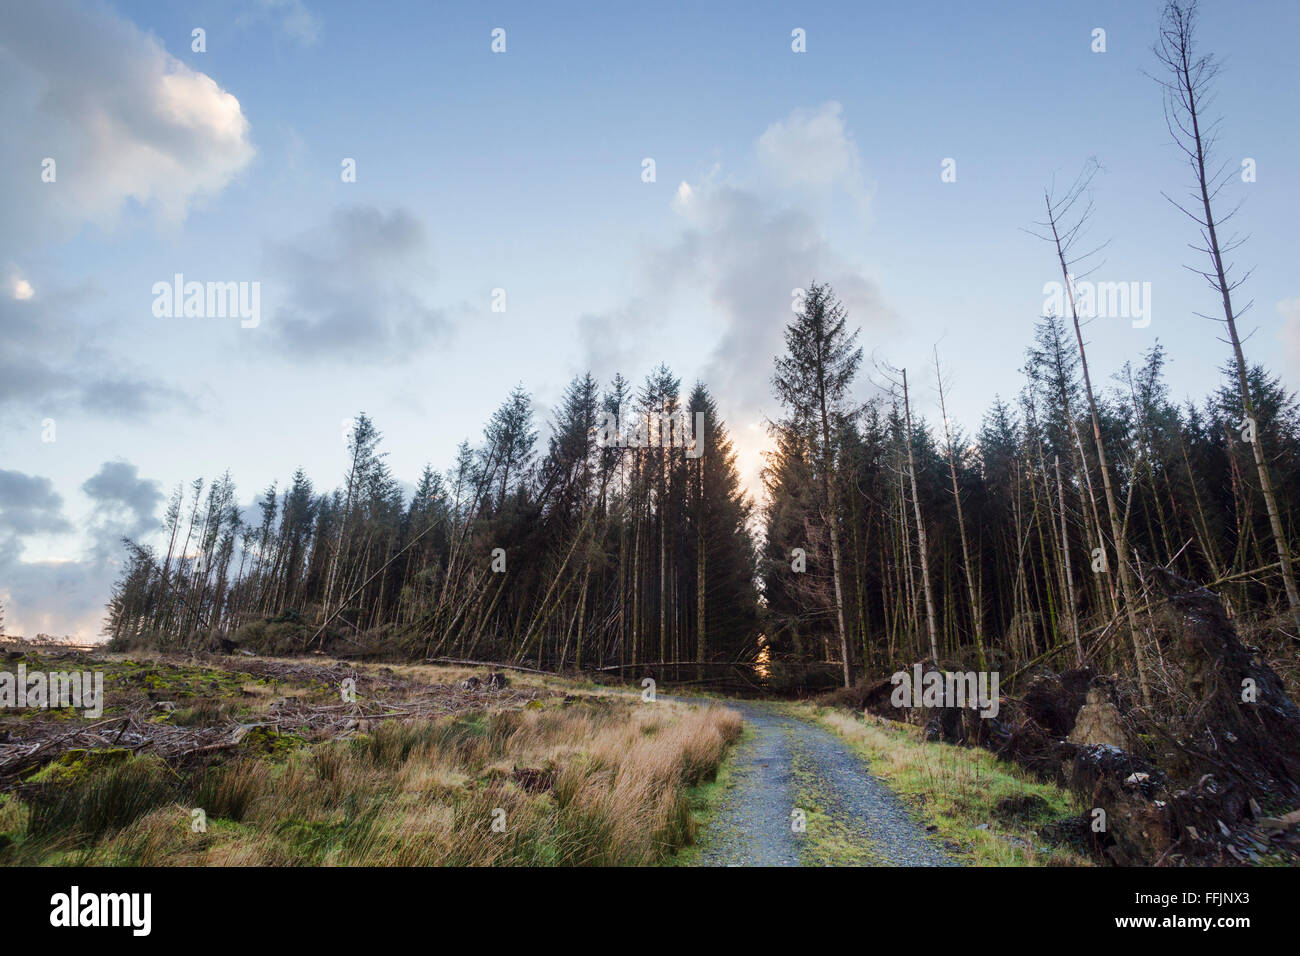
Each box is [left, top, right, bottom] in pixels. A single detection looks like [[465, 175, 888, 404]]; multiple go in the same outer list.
[[579, 105, 889, 501], [10, 277, 33, 301], [239, 0, 322, 46], [0, 0, 255, 251], [662, 177, 887, 427], [756, 101, 869, 206]]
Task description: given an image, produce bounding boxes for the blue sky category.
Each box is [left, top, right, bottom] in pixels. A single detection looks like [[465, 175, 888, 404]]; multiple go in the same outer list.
[[2, 0, 1298, 638]]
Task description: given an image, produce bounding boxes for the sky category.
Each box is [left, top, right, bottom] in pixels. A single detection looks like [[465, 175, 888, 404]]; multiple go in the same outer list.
[[2, 0, 1298, 640]]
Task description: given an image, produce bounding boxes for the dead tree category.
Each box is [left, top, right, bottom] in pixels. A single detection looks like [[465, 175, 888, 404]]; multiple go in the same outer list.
[[877, 360, 940, 663], [1152, 0, 1300, 632], [933, 346, 986, 668], [1031, 162, 1152, 704]]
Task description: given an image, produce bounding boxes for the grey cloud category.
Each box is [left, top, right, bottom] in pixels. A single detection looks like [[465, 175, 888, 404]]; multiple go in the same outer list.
[[0, 293, 186, 422], [77, 376, 182, 418], [0, 0, 246, 425], [265, 206, 451, 362], [82, 461, 163, 533], [0, 461, 162, 638], [81, 460, 163, 561], [0, 470, 72, 537], [577, 303, 653, 385], [0, 557, 109, 640]]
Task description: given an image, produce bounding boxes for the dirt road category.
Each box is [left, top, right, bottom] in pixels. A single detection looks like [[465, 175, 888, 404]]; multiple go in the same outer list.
[[694, 700, 956, 866]]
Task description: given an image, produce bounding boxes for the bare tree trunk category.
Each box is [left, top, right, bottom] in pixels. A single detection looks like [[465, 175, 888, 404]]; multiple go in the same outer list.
[[696, 452, 707, 677], [1056, 456, 1083, 664], [901, 369, 940, 662], [1155, 1, 1300, 631], [818, 410, 851, 687], [1040, 179, 1152, 703], [934, 347, 985, 668]]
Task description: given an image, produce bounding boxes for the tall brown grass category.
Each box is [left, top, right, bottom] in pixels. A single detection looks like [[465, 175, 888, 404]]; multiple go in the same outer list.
[[1, 697, 742, 867]]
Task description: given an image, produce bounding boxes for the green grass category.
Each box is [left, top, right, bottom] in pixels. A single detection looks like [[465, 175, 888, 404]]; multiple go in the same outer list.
[[805, 705, 1091, 866]]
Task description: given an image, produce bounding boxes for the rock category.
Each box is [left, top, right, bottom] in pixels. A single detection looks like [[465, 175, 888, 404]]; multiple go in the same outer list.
[[1067, 687, 1131, 751]]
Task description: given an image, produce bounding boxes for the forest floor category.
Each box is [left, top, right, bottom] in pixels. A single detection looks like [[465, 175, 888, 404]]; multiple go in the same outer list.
[[0, 645, 740, 865], [0, 642, 1089, 866]]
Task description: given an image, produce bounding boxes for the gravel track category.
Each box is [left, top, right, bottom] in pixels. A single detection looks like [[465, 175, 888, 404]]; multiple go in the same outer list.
[[693, 700, 957, 867]]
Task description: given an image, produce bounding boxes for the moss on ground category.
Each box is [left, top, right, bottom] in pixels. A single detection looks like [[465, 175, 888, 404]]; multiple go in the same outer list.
[[789, 749, 889, 865]]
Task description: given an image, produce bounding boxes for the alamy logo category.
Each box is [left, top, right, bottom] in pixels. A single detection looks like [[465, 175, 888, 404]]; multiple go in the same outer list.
[[889, 665, 1000, 718], [152, 273, 260, 328], [594, 410, 704, 458], [0, 664, 103, 718], [50, 886, 151, 936], [1042, 276, 1151, 329]]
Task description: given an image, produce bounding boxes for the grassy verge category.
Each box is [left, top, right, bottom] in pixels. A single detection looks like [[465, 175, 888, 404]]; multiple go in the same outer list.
[[0, 653, 742, 866], [667, 724, 746, 866], [801, 705, 1090, 866]]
